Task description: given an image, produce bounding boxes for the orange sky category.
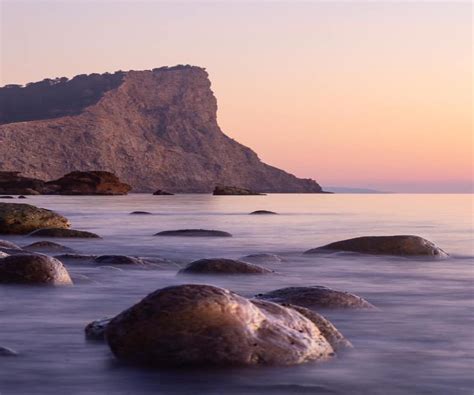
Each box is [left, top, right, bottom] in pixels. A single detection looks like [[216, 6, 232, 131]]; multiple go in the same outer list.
[[1, 1, 472, 192]]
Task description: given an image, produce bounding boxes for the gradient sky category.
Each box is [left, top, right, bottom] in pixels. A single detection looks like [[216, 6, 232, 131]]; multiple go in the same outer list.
[[1, 1, 472, 192]]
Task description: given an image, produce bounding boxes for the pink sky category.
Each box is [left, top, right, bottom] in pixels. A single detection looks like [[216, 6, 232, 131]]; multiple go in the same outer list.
[[1, 1, 472, 192]]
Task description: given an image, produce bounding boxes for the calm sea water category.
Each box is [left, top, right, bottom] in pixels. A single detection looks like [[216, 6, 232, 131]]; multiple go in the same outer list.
[[0, 194, 473, 395]]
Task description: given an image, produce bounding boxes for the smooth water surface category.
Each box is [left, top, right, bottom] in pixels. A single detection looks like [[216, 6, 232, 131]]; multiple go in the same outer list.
[[0, 194, 473, 394]]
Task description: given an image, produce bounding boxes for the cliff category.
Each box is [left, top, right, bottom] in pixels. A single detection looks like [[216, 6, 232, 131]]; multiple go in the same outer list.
[[0, 66, 323, 193]]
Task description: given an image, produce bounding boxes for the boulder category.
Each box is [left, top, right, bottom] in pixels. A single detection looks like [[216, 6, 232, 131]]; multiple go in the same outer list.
[[22, 241, 74, 253], [0, 240, 21, 250], [44, 171, 131, 195], [0, 196, 14, 199], [241, 253, 284, 264], [153, 189, 174, 195], [179, 258, 273, 275], [255, 286, 375, 310], [250, 210, 277, 215], [130, 211, 152, 215], [154, 229, 232, 237], [28, 228, 100, 238], [18, 195, 27, 199], [0, 254, 73, 285], [213, 185, 265, 196], [93, 255, 145, 266], [105, 284, 338, 367], [0, 171, 46, 195], [304, 235, 448, 257], [0, 203, 70, 235], [55, 254, 97, 261], [85, 318, 111, 341]]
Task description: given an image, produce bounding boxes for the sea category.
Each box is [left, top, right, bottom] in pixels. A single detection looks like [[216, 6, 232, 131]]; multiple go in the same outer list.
[[0, 193, 473, 395]]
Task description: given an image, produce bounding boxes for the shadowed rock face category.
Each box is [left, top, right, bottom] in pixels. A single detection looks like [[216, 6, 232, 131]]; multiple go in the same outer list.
[[0, 66, 323, 193], [105, 284, 338, 367], [0, 254, 73, 285], [213, 186, 265, 195], [256, 286, 375, 310], [28, 228, 100, 238], [45, 171, 131, 195], [22, 241, 74, 253], [179, 258, 273, 275], [93, 255, 145, 265], [0, 172, 46, 195], [305, 235, 448, 257], [154, 229, 232, 237], [0, 203, 70, 235]]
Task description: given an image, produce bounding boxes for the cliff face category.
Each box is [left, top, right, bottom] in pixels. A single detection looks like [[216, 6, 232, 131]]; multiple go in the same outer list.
[[0, 66, 323, 193]]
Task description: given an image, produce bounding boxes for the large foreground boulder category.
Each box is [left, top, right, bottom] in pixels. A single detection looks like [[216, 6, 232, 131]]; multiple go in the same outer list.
[[179, 258, 273, 275], [154, 229, 232, 237], [0, 254, 73, 285], [0, 171, 46, 195], [304, 235, 448, 257], [213, 185, 264, 196], [44, 171, 131, 195], [105, 284, 344, 367], [256, 286, 375, 310], [28, 228, 100, 238], [0, 203, 70, 234]]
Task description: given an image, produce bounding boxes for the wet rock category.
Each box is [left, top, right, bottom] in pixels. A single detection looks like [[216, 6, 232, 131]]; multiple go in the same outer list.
[[44, 171, 131, 195], [153, 189, 174, 195], [0, 346, 18, 356], [105, 284, 336, 367], [0, 251, 8, 258], [241, 253, 284, 264], [130, 211, 152, 215], [0, 195, 14, 199], [28, 228, 100, 238], [255, 286, 375, 310], [283, 304, 353, 351], [22, 241, 75, 253], [18, 195, 27, 199], [213, 185, 265, 195], [154, 229, 232, 237], [54, 253, 96, 261], [304, 235, 448, 257], [0, 171, 45, 195], [93, 255, 145, 266], [0, 203, 70, 235], [250, 210, 277, 215], [179, 258, 273, 275], [0, 240, 21, 250], [0, 254, 73, 285], [85, 318, 111, 341]]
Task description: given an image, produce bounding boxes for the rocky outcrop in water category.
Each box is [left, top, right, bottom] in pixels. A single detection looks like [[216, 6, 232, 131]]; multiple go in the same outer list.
[[0, 254, 73, 285], [154, 229, 232, 237], [0, 172, 44, 195], [45, 171, 131, 195], [179, 258, 273, 275], [305, 235, 448, 257], [213, 185, 264, 195], [105, 284, 342, 366], [0, 203, 70, 234], [28, 228, 100, 238], [0, 66, 324, 193]]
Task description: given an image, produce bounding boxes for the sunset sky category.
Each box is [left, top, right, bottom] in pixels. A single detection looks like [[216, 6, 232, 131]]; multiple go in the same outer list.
[[1, 1, 472, 192]]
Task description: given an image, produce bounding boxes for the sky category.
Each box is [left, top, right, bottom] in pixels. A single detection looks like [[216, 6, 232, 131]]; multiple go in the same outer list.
[[0, 1, 472, 192]]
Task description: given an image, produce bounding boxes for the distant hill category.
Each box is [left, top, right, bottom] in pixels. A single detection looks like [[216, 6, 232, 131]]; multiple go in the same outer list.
[[0, 66, 323, 193], [325, 186, 388, 194]]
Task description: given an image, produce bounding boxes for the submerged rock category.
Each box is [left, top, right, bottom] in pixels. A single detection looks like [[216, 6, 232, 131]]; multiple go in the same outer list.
[[23, 241, 75, 253], [0, 195, 14, 199], [44, 171, 131, 195], [93, 255, 145, 266], [28, 228, 100, 238], [0, 203, 70, 235], [105, 284, 338, 367], [85, 318, 111, 341], [0, 251, 8, 258], [304, 235, 448, 257], [154, 229, 232, 237], [18, 195, 27, 199], [0, 254, 73, 285], [0, 240, 21, 250], [241, 253, 284, 264], [179, 258, 273, 275], [250, 210, 277, 215], [54, 254, 97, 261], [256, 286, 375, 310], [153, 189, 174, 195], [130, 211, 152, 215], [213, 185, 265, 196], [0, 346, 18, 356]]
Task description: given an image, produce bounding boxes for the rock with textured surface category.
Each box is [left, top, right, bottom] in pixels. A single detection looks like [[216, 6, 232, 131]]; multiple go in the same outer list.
[[213, 185, 264, 195], [28, 228, 100, 238], [0, 254, 73, 285], [179, 258, 273, 275], [256, 286, 375, 310], [23, 241, 74, 253], [305, 235, 448, 257], [155, 229, 232, 237], [0, 171, 46, 195], [0, 203, 70, 234], [0, 66, 324, 193], [105, 284, 337, 367], [85, 318, 111, 341]]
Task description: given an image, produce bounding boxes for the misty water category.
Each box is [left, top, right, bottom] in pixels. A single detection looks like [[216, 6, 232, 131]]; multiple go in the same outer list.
[[0, 194, 473, 394]]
